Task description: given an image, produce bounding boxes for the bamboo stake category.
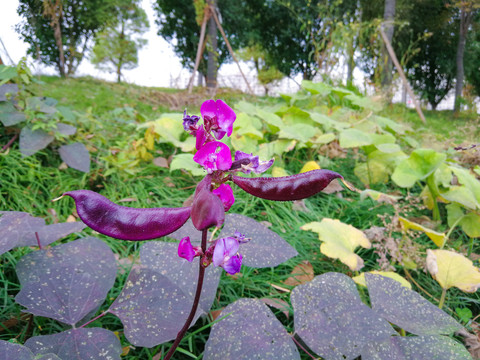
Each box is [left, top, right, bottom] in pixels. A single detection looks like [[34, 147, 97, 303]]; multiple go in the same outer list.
[[210, 7, 254, 95], [379, 26, 426, 124], [187, 9, 209, 93]]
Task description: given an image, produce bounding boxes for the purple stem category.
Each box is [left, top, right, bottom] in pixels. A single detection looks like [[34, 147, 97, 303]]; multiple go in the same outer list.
[[35, 232, 42, 250], [79, 311, 108, 328], [2, 133, 19, 152], [163, 229, 208, 360], [292, 334, 317, 360]]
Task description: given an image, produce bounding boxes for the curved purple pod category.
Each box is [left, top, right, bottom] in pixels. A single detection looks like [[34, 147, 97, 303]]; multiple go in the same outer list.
[[191, 175, 225, 231], [63, 190, 191, 240], [232, 169, 343, 201]]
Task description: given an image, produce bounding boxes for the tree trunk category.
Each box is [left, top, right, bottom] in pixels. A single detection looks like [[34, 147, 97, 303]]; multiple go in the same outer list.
[[454, 6, 471, 113], [206, 0, 217, 89], [44, 0, 66, 77], [346, 39, 354, 86], [381, 0, 396, 92], [0, 55, 3, 65]]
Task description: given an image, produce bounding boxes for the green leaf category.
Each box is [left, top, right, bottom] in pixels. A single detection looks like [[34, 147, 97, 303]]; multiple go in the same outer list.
[[276, 106, 315, 126], [442, 186, 480, 210], [233, 113, 263, 139], [375, 143, 402, 153], [450, 166, 480, 207], [354, 160, 390, 185], [373, 115, 407, 135], [234, 100, 258, 116], [301, 80, 332, 96], [278, 124, 318, 143], [459, 212, 480, 238], [310, 112, 349, 131], [392, 149, 446, 188], [312, 133, 336, 144], [339, 128, 372, 148], [257, 139, 296, 160], [344, 94, 382, 112], [230, 134, 258, 154], [256, 109, 283, 130], [169, 154, 204, 176]]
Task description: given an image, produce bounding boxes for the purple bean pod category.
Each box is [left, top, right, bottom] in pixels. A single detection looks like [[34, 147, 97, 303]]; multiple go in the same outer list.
[[232, 169, 343, 201], [191, 175, 225, 230], [63, 190, 191, 240]]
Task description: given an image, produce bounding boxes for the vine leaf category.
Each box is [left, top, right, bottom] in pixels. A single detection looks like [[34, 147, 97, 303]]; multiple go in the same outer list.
[[392, 149, 446, 188], [109, 267, 194, 347], [291, 273, 394, 360], [58, 142, 91, 172], [15, 237, 116, 325], [19, 126, 54, 157], [0, 101, 26, 126], [426, 249, 480, 293], [353, 271, 411, 289], [360, 335, 472, 360], [366, 273, 462, 335], [140, 241, 221, 314], [399, 217, 445, 248], [220, 213, 298, 268], [204, 298, 301, 360], [24, 328, 121, 360], [301, 219, 371, 271], [0, 211, 86, 255], [0, 339, 60, 360], [56, 123, 77, 136]]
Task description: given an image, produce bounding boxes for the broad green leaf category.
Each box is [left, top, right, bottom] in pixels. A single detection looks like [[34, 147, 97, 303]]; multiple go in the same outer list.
[[169, 154, 204, 176], [373, 115, 406, 135], [278, 124, 318, 143], [353, 271, 411, 288], [344, 94, 382, 112], [277, 106, 315, 126], [426, 249, 480, 292], [449, 166, 480, 207], [256, 109, 283, 130], [392, 149, 446, 188], [147, 116, 184, 142], [339, 128, 372, 148], [370, 133, 396, 146], [233, 113, 263, 139], [230, 134, 258, 154], [234, 100, 257, 115], [301, 80, 332, 96], [272, 166, 289, 177], [375, 143, 402, 153], [310, 112, 349, 131], [435, 164, 453, 188], [399, 217, 446, 248], [446, 203, 464, 228], [354, 160, 390, 185], [441, 186, 480, 210], [300, 161, 321, 173], [301, 219, 371, 271], [312, 132, 335, 144], [257, 139, 296, 160], [458, 212, 480, 238]]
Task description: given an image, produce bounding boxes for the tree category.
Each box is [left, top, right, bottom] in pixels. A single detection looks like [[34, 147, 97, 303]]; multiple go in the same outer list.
[[381, 0, 396, 94], [91, 0, 149, 83], [16, 0, 118, 76]]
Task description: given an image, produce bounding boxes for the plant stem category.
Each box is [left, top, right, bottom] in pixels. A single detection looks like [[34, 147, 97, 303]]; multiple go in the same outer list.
[[79, 311, 108, 328], [426, 175, 440, 222], [444, 215, 465, 248], [163, 229, 208, 360], [1, 133, 19, 152], [35, 232, 42, 250], [438, 287, 447, 309], [292, 334, 317, 360]]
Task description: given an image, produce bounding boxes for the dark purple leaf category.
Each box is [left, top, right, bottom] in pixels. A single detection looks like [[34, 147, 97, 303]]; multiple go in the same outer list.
[[0, 340, 35, 360], [0, 84, 19, 101], [26, 97, 57, 114], [15, 237, 116, 325], [56, 123, 77, 136], [219, 213, 298, 268], [25, 328, 121, 360], [168, 219, 207, 244], [360, 335, 471, 360], [58, 142, 90, 172], [0, 211, 86, 255], [291, 273, 394, 360], [0, 101, 26, 126], [366, 273, 462, 336], [204, 298, 300, 360], [20, 127, 54, 157], [140, 241, 221, 314], [109, 267, 193, 347]]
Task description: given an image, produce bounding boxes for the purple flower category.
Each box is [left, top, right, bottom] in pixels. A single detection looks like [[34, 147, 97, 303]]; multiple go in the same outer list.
[[178, 236, 202, 262], [213, 237, 242, 274], [183, 110, 200, 133], [201, 100, 236, 140], [212, 184, 235, 212], [193, 141, 232, 173], [234, 151, 274, 174]]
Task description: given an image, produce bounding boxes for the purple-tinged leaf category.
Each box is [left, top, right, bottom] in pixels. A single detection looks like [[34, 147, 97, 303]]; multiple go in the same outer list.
[[0, 84, 19, 101], [366, 273, 462, 336], [15, 237, 116, 325], [0, 101, 26, 126], [26, 97, 57, 114], [109, 267, 193, 347], [25, 328, 121, 360], [0, 340, 36, 360], [56, 123, 77, 136], [219, 213, 298, 268], [291, 273, 394, 360], [59, 142, 90, 172], [204, 298, 300, 360], [20, 127, 54, 157], [360, 335, 471, 360], [0, 211, 86, 255], [168, 219, 205, 244], [140, 241, 221, 313]]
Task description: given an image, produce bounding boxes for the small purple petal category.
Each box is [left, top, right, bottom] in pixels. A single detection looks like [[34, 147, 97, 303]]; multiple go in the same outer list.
[[212, 184, 235, 212], [255, 158, 275, 174], [234, 151, 273, 174], [193, 141, 232, 173], [213, 237, 240, 267], [178, 236, 195, 262], [196, 125, 207, 150], [201, 100, 236, 139], [223, 254, 242, 274], [183, 111, 200, 132]]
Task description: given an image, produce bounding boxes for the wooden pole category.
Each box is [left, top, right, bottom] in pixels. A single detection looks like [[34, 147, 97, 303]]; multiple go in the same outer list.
[[379, 26, 426, 124], [210, 7, 254, 95], [187, 9, 209, 93]]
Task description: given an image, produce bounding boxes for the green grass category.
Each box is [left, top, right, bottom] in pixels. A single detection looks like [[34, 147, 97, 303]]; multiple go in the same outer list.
[[1, 76, 479, 359]]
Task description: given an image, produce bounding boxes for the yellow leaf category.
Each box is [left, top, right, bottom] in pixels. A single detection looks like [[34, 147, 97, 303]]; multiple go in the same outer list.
[[353, 271, 411, 289], [301, 219, 371, 271], [360, 189, 400, 204], [399, 217, 446, 248], [272, 166, 289, 177], [426, 249, 480, 292], [300, 161, 321, 173]]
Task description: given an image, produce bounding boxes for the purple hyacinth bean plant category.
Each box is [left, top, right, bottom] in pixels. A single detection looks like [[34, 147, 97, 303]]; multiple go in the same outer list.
[[60, 99, 342, 359]]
